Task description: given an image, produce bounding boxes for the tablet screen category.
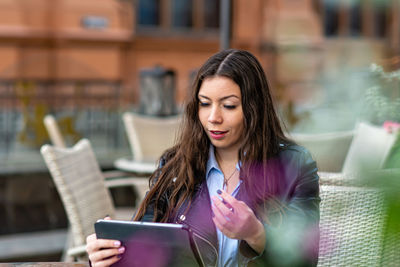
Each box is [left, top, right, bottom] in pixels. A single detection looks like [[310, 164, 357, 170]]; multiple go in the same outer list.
[[95, 220, 201, 267]]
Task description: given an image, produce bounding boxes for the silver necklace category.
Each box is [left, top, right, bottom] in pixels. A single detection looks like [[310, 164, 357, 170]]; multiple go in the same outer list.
[[223, 168, 237, 188]]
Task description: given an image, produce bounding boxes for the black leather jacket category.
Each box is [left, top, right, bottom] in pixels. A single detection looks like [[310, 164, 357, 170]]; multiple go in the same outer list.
[[141, 144, 320, 267]]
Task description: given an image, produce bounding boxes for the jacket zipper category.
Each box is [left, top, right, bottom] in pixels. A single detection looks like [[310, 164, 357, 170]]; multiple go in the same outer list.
[[177, 215, 218, 267]]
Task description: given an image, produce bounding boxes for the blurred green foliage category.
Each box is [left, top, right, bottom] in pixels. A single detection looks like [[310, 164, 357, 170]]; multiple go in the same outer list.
[[364, 168, 400, 265], [361, 64, 400, 125], [385, 133, 400, 169]]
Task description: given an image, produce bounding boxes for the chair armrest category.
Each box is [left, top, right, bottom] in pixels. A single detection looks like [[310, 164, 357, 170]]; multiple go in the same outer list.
[[318, 169, 400, 187], [102, 170, 132, 179], [318, 171, 360, 186], [318, 171, 344, 186], [114, 157, 157, 174], [67, 244, 87, 257], [104, 176, 148, 188]]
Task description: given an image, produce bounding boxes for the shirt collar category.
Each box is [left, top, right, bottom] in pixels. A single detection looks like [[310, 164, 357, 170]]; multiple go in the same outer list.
[[206, 145, 219, 177]]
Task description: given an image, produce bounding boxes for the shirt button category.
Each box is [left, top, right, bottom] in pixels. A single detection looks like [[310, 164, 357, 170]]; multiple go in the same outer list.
[[179, 215, 186, 221]]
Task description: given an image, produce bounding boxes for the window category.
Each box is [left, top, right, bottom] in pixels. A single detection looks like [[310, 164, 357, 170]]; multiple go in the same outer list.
[[138, 0, 160, 26], [374, 4, 387, 38], [204, 0, 219, 28], [321, 0, 389, 39], [172, 0, 193, 28], [349, 4, 361, 37], [322, 1, 338, 36], [137, 0, 219, 34]]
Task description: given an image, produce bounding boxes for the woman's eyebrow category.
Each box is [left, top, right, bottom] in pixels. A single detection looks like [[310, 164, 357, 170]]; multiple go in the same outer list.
[[198, 94, 210, 100], [198, 94, 240, 101], [220, 95, 239, 101]]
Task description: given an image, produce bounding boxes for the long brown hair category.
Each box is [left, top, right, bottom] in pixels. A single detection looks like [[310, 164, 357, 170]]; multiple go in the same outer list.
[[134, 49, 291, 222]]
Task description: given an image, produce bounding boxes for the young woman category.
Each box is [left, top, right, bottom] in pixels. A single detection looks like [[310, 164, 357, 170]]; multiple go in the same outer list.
[[86, 49, 320, 267]]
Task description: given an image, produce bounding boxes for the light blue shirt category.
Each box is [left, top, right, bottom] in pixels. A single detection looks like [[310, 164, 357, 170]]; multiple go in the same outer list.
[[206, 145, 242, 267]]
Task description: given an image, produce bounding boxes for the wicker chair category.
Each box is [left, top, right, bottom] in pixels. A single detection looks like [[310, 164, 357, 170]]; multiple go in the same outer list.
[[315, 122, 397, 188], [319, 170, 400, 266], [318, 171, 358, 186], [43, 114, 148, 198], [293, 122, 396, 176], [41, 139, 147, 261], [44, 114, 66, 148], [342, 121, 397, 176], [291, 130, 354, 172], [318, 185, 387, 266], [114, 112, 181, 174]]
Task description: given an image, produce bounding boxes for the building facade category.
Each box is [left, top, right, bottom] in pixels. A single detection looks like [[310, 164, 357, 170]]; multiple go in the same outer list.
[[0, 0, 399, 167], [0, 0, 398, 104]]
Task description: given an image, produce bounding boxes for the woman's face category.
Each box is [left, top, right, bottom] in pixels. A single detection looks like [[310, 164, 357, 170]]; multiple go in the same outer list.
[[198, 76, 244, 154]]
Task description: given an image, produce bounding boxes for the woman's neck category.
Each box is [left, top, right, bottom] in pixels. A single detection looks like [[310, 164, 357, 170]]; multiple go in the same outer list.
[[215, 147, 240, 193], [215, 147, 238, 170]]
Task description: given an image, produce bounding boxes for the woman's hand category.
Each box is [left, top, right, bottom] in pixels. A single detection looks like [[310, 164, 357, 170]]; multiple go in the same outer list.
[[86, 217, 125, 267], [211, 190, 266, 254]]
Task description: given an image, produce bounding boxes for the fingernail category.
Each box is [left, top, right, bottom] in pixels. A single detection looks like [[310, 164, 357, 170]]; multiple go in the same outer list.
[[217, 189, 222, 194], [118, 247, 125, 253], [114, 241, 121, 247]]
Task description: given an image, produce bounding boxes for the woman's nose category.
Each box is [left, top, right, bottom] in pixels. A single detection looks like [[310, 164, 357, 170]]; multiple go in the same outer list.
[[208, 106, 222, 124]]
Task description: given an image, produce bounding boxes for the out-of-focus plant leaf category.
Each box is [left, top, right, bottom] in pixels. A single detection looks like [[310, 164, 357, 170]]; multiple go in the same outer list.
[[384, 132, 400, 169]]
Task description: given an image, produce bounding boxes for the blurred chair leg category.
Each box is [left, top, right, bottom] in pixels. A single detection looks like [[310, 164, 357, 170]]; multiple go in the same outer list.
[[61, 227, 75, 262]]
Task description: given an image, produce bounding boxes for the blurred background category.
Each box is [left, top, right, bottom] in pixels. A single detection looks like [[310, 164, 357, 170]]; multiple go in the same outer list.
[[0, 0, 399, 263]]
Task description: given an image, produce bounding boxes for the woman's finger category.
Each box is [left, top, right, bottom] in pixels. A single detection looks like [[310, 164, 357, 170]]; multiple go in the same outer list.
[[211, 196, 235, 218], [86, 233, 97, 243], [212, 215, 235, 238], [212, 199, 228, 221], [211, 199, 235, 232], [92, 255, 122, 267], [212, 204, 234, 236], [87, 238, 121, 253], [216, 190, 238, 207], [89, 247, 124, 264]]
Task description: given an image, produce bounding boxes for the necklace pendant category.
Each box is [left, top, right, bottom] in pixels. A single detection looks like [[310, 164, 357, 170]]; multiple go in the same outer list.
[[223, 168, 237, 189]]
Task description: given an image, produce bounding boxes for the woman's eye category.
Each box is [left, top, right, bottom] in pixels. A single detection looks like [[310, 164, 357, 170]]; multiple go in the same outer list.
[[199, 102, 210, 107], [224, 105, 236, 110]]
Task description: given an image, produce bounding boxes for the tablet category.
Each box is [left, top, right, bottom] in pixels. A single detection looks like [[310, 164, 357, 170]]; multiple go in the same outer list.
[[94, 220, 203, 267]]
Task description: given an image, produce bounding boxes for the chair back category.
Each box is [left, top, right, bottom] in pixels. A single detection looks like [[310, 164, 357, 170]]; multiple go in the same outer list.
[[291, 130, 354, 172], [342, 122, 396, 175], [123, 112, 181, 162], [318, 185, 386, 266], [40, 139, 115, 247], [44, 114, 66, 148]]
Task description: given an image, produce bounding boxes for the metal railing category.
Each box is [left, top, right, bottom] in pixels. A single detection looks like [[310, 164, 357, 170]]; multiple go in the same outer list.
[[0, 80, 130, 173]]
